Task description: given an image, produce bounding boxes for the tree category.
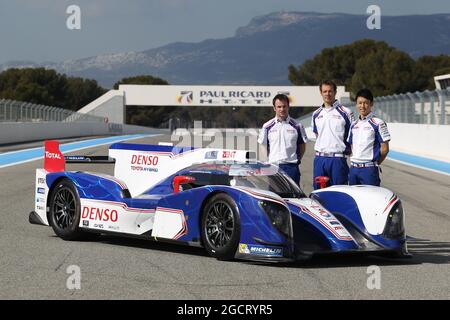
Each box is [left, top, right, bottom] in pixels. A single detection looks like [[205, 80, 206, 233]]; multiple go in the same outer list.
[[65, 77, 107, 111], [113, 75, 168, 89], [349, 48, 416, 96], [414, 55, 450, 91], [288, 40, 392, 88], [288, 39, 449, 97], [0, 68, 106, 110]]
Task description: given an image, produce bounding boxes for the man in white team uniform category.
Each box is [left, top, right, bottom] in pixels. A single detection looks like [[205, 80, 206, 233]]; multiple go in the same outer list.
[[311, 80, 355, 189], [347, 88, 391, 186], [258, 94, 308, 185]]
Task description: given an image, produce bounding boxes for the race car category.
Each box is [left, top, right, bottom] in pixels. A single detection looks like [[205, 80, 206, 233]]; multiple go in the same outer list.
[[29, 140, 409, 262]]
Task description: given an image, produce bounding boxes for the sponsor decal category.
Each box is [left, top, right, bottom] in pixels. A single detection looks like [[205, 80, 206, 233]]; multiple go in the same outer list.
[[204, 151, 218, 160], [37, 187, 45, 194], [45, 151, 61, 159], [310, 204, 332, 218], [108, 225, 120, 231], [239, 243, 251, 254], [82, 220, 89, 227], [108, 123, 123, 133], [289, 200, 353, 241], [38, 178, 46, 184], [222, 151, 236, 159], [131, 154, 159, 166], [197, 90, 272, 105], [278, 91, 294, 104], [239, 243, 283, 257], [93, 223, 104, 229], [130, 154, 159, 172], [81, 206, 118, 222], [131, 166, 158, 172], [200, 90, 271, 99], [177, 91, 193, 104], [36, 205, 45, 211], [36, 198, 45, 203]]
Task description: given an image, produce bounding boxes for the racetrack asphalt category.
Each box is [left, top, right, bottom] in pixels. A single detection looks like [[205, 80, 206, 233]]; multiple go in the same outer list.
[[0, 132, 449, 299]]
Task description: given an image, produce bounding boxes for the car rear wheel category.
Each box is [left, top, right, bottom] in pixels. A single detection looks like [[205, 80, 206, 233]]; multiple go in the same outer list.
[[201, 193, 240, 260], [48, 179, 87, 240]]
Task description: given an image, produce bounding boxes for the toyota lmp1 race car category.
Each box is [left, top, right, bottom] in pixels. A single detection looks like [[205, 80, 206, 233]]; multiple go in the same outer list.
[[29, 141, 409, 262]]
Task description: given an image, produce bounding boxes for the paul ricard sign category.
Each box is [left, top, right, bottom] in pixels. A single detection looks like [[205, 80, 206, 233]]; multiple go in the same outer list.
[[120, 85, 349, 107]]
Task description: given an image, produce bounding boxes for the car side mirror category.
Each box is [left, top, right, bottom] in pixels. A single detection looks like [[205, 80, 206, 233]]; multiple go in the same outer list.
[[173, 176, 196, 193]]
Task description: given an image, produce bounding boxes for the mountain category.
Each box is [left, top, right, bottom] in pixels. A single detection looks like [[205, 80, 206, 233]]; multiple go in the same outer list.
[[2, 11, 450, 88]]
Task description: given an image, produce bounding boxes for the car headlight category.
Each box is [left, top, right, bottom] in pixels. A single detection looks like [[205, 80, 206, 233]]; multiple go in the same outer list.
[[259, 201, 292, 239], [382, 201, 405, 239]]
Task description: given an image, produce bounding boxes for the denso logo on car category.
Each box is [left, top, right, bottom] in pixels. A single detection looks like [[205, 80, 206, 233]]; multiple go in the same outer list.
[[81, 206, 118, 222], [131, 154, 159, 166]]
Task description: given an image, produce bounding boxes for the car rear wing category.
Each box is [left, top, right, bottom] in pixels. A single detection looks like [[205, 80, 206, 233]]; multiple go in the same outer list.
[[64, 156, 116, 164], [43, 140, 115, 172]]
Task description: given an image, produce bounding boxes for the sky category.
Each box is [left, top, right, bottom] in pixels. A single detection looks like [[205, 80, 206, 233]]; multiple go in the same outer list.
[[0, 0, 449, 64]]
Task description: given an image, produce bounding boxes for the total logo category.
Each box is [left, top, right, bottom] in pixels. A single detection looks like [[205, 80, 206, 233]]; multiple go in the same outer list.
[[81, 206, 118, 222], [45, 151, 61, 159]]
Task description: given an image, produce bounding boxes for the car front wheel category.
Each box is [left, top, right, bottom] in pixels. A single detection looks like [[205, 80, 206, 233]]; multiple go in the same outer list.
[[201, 193, 240, 260]]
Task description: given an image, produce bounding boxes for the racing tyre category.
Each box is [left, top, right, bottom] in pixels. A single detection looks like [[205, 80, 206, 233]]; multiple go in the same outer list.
[[201, 193, 240, 260], [48, 179, 88, 240]]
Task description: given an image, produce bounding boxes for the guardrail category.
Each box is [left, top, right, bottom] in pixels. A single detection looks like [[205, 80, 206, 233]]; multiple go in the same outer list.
[[0, 99, 106, 123], [297, 88, 450, 126]]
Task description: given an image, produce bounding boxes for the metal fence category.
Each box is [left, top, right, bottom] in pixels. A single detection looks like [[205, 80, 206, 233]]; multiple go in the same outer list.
[[297, 88, 450, 126], [0, 99, 106, 123], [347, 88, 450, 125]]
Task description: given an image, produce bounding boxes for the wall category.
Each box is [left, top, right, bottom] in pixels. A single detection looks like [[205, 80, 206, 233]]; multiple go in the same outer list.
[[387, 123, 450, 162], [0, 122, 168, 145], [77, 90, 125, 124]]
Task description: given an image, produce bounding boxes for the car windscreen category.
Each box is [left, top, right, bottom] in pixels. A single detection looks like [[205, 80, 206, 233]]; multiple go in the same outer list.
[[183, 163, 306, 198], [229, 171, 306, 198]]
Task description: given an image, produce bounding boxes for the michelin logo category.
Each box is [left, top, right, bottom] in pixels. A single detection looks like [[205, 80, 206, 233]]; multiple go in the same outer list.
[[239, 243, 283, 257]]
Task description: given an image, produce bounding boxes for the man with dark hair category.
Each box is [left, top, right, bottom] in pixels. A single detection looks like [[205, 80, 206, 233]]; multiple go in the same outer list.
[[258, 94, 307, 185], [311, 80, 355, 189], [347, 88, 390, 186]]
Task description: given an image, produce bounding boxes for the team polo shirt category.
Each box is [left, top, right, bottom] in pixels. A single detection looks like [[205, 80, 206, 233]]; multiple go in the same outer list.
[[258, 116, 307, 164], [347, 113, 391, 163], [312, 100, 355, 154]]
